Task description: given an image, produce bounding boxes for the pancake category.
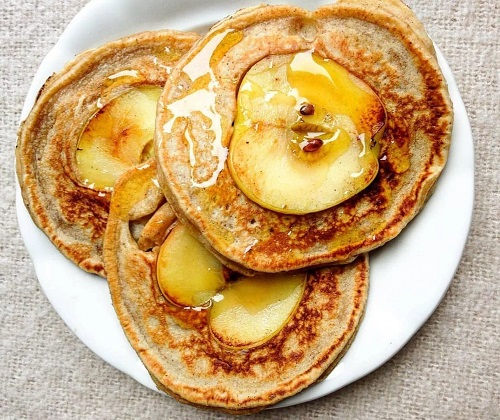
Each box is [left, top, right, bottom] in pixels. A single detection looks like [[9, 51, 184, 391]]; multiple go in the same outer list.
[[104, 162, 369, 413], [16, 30, 199, 277], [155, 2, 453, 274], [335, 0, 436, 55]]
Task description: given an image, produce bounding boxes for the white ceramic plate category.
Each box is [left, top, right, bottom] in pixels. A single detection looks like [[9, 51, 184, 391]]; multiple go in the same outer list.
[[16, 0, 474, 409]]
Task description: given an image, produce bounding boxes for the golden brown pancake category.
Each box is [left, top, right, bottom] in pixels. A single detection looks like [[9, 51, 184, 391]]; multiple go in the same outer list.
[[16, 30, 199, 277], [155, 2, 453, 274], [104, 162, 369, 413]]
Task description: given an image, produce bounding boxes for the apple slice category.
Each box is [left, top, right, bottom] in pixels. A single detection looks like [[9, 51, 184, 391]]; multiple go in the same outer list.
[[157, 222, 306, 347], [157, 223, 225, 308], [76, 85, 162, 190], [228, 51, 386, 214], [209, 273, 306, 349]]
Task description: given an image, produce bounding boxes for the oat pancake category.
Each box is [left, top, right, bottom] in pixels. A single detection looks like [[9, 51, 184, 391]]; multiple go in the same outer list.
[[104, 162, 369, 413], [335, 0, 436, 55], [16, 30, 198, 277], [155, 2, 453, 274]]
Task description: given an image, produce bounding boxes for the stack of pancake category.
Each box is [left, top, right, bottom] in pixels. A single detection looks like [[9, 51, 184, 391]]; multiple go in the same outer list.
[[16, 1, 452, 414]]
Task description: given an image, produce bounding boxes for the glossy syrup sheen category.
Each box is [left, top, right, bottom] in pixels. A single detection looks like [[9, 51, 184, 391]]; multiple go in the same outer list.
[[209, 273, 306, 349], [287, 52, 385, 137], [228, 51, 385, 214], [108, 161, 158, 220], [162, 29, 243, 188]]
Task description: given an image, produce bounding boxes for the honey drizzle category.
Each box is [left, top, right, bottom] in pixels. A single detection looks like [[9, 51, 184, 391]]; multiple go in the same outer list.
[[163, 29, 243, 188]]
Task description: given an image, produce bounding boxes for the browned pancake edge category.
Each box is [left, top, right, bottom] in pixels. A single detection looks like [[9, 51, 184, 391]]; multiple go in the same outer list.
[[16, 30, 199, 277]]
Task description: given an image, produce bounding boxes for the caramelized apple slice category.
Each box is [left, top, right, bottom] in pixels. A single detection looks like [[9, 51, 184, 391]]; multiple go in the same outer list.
[[228, 51, 386, 214], [209, 273, 306, 349], [76, 85, 162, 190], [157, 221, 306, 348], [157, 223, 225, 307]]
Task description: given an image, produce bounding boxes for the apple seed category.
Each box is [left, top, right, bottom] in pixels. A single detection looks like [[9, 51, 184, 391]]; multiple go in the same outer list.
[[299, 103, 315, 116], [302, 138, 323, 152]]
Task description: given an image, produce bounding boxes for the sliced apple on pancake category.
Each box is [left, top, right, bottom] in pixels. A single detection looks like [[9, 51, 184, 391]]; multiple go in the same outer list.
[[76, 85, 162, 191], [157, 223, 225, 308], [228, 51, 385, 214], [155, 3, 453, 274], [104, 161, 369, 413], [209, 272, 306, 350], [16, 30, 199, 276], [156, 221, 306, 348]]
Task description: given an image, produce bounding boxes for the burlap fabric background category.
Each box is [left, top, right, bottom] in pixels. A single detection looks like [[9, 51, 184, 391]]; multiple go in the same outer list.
[[1, 1, 498, 418]]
